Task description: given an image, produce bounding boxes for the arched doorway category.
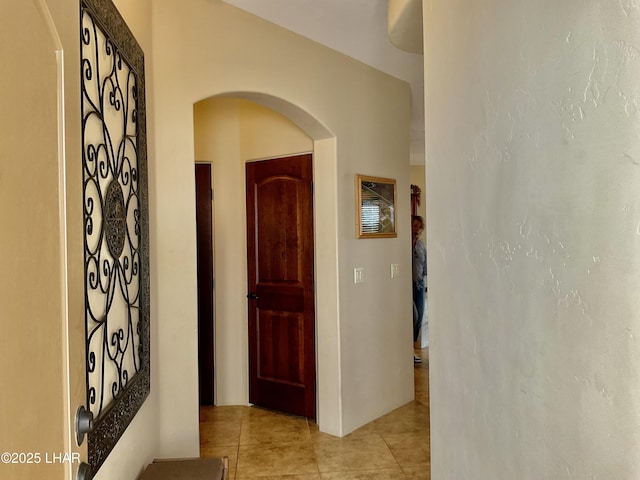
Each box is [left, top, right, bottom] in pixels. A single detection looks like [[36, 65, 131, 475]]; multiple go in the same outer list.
[[193, 93, 342, 434]]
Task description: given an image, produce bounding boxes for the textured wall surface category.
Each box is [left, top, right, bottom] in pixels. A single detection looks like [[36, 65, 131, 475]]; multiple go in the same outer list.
[[425, 1, 640, 478]]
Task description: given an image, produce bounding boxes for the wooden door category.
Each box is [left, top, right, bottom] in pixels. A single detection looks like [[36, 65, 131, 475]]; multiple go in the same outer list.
[[246, 154, 316, 418], [2, 3, 81, 478], [196, 163, 215, 405]]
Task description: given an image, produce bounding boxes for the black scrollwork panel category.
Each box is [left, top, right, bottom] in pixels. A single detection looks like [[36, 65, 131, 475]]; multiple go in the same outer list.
[[81, 0, 149, 474]]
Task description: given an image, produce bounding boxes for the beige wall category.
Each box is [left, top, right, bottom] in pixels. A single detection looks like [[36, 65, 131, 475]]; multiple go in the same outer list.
[[425, 0, 640, 478], [153, 0, 414, 440]]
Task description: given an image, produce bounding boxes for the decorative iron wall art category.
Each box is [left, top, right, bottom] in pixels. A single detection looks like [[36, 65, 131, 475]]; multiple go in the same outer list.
[[81, 0, 149, 474]]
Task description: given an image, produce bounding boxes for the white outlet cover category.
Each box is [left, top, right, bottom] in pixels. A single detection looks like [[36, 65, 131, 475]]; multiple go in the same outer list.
[[391, 264, 400, 278]]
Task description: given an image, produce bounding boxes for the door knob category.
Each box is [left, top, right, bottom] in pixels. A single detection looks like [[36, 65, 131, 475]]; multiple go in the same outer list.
[[247, 292, 259, 300], [75, 406, 93, 446], [76, 462, 91, 480]]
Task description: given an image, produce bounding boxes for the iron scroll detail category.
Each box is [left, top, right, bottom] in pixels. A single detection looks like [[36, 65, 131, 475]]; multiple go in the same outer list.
[[81, 0, 149, 474]]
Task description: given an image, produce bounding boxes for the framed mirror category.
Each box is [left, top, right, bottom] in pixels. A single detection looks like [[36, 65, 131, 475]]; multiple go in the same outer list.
[[355, 174, 397, 239]]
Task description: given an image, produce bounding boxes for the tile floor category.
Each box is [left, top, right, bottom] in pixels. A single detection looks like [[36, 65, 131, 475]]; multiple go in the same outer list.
[[199, 347, 430, 479]]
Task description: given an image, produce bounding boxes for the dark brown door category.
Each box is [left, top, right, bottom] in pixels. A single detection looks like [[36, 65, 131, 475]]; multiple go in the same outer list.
[[196, 163, 215, 405], [246, 154, 316, 418]]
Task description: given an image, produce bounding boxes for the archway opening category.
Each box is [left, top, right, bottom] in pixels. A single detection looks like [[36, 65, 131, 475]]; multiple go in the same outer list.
[[193, 92, 342, 435]]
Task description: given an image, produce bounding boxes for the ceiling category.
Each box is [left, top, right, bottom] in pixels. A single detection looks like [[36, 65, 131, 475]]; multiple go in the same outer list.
[[221, 0, 425, 165]]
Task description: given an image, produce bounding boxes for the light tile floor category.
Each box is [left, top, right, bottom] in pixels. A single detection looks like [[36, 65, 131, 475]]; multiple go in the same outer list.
[[200, 348, 430, 479]]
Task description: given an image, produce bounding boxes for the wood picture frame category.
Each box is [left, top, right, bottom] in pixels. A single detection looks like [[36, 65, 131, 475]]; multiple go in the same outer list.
[[355, 174, 397, 238]]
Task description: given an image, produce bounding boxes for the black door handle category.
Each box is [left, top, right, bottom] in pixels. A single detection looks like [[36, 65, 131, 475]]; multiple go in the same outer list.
[[247, 292, 259, 300]]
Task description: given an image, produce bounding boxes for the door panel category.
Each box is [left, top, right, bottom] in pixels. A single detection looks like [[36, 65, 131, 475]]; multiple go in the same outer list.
[[195, 164, 215, 405], [246, 154, 316, 418], [1, 2, 72, 478]]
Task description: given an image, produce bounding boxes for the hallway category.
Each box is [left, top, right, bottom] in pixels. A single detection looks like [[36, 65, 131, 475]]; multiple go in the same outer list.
[[199, 347, 430, 479]]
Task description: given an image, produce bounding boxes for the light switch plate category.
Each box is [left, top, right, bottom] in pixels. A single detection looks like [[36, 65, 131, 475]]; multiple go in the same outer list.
[[391, 264, 400, 278], [354, 267, 364, 284]]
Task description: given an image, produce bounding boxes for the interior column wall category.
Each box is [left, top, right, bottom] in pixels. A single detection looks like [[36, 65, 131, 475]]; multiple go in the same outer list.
[[424, 0, 640, 477]]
